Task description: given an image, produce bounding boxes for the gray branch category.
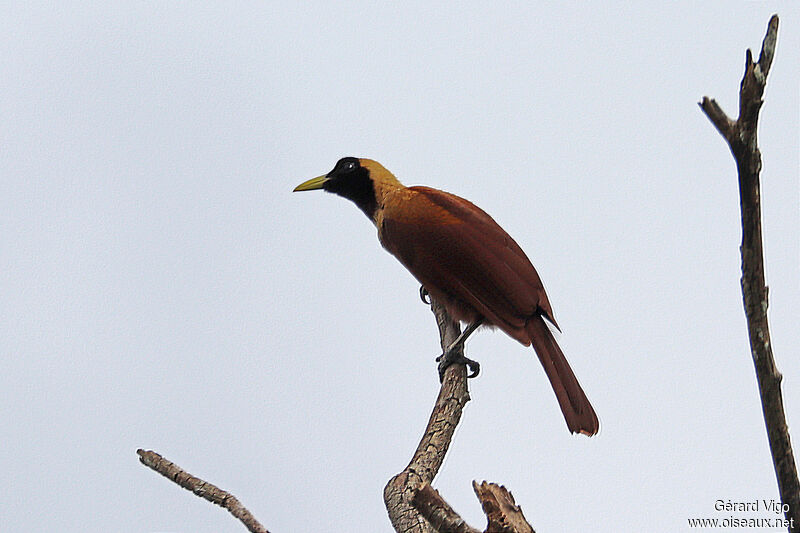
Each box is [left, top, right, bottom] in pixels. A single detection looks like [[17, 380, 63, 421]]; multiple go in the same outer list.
[[137, 449, 270, 533], [699, 14, 799, 532], [384, 299, 472, 533], [384, 300, 537, 532]]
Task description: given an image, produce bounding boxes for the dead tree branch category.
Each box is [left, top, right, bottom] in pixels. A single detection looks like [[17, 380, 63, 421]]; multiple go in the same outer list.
[[412, 484, 482, 533], [137, 299, 535, 532], [410, 482, 537, 533], [137, 449, 270, 533], [384, 299, 473, 533], [384, 300, 536, 533], [473, 481, 536, 533], [699, 14, 799, 531]]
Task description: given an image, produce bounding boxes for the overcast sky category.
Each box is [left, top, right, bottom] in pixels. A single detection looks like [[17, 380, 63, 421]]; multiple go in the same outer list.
[[2, 2, 799, 532]]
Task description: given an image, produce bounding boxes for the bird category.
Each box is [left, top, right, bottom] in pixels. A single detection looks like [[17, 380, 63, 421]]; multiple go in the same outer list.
[[294, 157, 599, 436]]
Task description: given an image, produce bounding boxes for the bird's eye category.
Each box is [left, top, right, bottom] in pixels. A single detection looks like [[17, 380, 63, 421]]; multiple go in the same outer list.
[[332, 158, 358, 177]]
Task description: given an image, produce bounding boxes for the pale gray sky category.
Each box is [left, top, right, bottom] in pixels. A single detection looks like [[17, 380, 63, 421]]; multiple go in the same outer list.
[[2, 2, 799, 532]]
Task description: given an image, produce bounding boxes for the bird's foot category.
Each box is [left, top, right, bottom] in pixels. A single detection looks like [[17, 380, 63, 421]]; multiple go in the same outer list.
[[419, 285, 431, 305], [436, 348, 480, 381]]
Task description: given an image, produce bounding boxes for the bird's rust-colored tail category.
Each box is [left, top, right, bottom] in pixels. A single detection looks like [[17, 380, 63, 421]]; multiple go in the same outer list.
[[526, 316, 599, 436]]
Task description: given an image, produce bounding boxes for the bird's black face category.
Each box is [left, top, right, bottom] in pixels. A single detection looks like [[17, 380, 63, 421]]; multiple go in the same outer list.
[[323, 157, 365, 191], [322, 157, 377, 218]]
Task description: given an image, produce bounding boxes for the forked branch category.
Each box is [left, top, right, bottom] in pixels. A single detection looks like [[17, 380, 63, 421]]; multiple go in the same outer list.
[[699, 14, 799, 531], [138, 299, 535, 532], [383, 299, 473, 532], [384, 299, 536, 532]]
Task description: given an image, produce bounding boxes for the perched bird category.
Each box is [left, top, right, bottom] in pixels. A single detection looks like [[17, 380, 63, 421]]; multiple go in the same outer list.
[[294, 157, 598, 436]]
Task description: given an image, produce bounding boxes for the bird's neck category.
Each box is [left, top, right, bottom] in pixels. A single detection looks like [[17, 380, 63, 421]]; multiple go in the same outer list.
[[365, 168, 405, 226]]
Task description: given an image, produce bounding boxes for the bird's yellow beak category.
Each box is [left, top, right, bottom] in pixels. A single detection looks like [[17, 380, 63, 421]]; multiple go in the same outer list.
[[293, 175, 328, 192]]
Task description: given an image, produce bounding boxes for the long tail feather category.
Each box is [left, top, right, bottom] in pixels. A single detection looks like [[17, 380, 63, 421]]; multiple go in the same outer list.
[[526, 316, 599, 436]]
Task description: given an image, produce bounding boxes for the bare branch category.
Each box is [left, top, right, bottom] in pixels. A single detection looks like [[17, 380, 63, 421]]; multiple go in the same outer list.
[[699, 14, 799, 531], [137, 449, 270, 533], [384, 299, 471, 533], [698, 97, 734, 143], [384, 301, 539, 533], [755, 15, 779, 75], [412, 484, 482, 533], [473, 482, 536, 533]]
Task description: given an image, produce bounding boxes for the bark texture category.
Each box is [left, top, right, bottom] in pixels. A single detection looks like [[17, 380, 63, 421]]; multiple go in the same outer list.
[[384, 299, 536, 533], [384, 299, 473, 533], [700, 14, 799, 531], [137, 300, 536, 532], [412, 484, 482, 533], [137, 449, 270, 533], [473, 481, 536, 533]]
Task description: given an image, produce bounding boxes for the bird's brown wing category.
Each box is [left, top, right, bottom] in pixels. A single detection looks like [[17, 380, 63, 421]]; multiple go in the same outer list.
[[379, 186, 556, 343], [379, 185, 598, 435]]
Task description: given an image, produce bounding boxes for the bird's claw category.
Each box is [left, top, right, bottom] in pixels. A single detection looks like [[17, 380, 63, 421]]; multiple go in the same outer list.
[[436, 349, 480, 381], [419, 285, 431, 305]]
